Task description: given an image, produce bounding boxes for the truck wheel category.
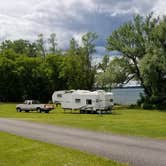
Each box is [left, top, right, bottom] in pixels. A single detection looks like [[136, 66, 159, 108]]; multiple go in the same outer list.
[[45, 110, 49, 113], [16, 108, 22, 112], [37, 108, 42, 113]]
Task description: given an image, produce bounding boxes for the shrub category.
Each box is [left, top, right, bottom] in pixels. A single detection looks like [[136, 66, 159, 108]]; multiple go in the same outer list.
[[138, 94, 166, 110]]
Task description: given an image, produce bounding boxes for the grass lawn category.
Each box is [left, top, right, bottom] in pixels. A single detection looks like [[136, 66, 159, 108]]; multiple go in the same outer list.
[[0, 103, 166, 139], [0, 132, 125, 166]]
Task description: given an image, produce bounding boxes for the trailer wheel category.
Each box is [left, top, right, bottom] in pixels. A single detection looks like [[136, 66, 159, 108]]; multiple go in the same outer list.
[[37, 108, 42, 113]]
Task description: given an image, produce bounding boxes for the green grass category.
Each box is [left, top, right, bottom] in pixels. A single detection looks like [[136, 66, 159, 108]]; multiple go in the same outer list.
[[0, 103, 166, 139], [0, 131, 125, 166]]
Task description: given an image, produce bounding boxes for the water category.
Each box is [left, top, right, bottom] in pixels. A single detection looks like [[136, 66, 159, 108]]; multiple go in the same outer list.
[[111, 87, 144, 105]]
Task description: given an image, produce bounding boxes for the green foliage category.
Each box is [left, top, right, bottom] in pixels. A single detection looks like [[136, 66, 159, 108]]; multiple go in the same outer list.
[[0, 40, 38, 57], [82, 32, 98, 56], [107, 14, 158, 93], [0, 55, 21, 101], [139, 18, 166, 108], [96, 57, 132, 89], [98, 54, 110, 72], [81, 32, 98, 89], [48, 33, 58, 54], [107, 58, 132, 86], [60, 34, 97, 90], [60, 55, 82, 89], [0, 32, 97, 102], [36, 33, 46, 58], [95, 71, 111, 90], [107, 13, 166, 108]]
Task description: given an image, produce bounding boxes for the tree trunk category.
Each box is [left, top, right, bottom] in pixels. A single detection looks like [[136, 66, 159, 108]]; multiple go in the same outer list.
[[133, 58, 151, 97]]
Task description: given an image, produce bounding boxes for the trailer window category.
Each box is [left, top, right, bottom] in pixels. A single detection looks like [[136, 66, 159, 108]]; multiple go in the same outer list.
[[57, 94, 62, 98], [75, 99, 81, 103], [86, 99, 92, 105]]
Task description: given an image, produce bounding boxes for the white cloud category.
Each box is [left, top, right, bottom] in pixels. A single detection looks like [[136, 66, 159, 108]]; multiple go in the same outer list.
[[153, 0, 166, 16], [0, 0, 164, 51]]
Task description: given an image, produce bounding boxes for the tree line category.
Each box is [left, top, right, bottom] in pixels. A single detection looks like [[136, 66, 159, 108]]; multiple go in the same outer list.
[[0, 32, 97, 102], [0, 13, 166, 108]]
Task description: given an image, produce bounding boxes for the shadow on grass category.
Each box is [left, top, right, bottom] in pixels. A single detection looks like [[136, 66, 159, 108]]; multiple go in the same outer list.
[[111, 111, 121, 115], [16, 111, 57, 115], [113, 105, 141, 110], [158, 109, 166, 113], [61, 109, 122, 116]]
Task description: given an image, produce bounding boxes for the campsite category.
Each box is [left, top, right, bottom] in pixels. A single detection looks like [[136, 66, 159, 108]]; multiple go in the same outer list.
[[0, 1, 166, 165]]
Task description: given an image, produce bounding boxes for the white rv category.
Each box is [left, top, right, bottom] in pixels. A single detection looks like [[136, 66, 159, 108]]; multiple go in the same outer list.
[[52, 90, 114, 113]]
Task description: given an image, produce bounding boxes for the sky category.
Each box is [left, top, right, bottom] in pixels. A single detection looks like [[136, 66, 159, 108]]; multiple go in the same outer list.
[[0, 0, 165, 60]]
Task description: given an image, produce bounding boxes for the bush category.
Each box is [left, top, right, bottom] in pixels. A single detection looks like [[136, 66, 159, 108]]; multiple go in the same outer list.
[[137, 94, 148, 107], [129, 104, 139, 109], [138, 94, 166, 110], [140, 103, 158, 110]]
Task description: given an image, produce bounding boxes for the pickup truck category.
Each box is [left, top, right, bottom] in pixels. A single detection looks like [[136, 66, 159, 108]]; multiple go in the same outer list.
[[16, 100, 54, 113]]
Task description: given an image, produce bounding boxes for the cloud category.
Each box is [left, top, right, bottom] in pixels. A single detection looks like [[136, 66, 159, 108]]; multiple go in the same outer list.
[[153, 0, 166, 16], [93, 0, 156, 14], [0, 0, 164, 51]]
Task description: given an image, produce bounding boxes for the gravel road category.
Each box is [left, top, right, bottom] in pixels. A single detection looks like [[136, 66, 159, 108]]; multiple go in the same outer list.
[[0, 118, 166, 166]]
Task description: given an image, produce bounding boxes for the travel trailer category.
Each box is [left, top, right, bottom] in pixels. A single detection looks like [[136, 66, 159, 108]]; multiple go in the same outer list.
[[52, 90, 114, 113]]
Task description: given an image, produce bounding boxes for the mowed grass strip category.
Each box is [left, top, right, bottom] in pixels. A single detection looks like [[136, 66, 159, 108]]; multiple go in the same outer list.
[[0, 103, 166, 139], [0, 132, 125, 166]]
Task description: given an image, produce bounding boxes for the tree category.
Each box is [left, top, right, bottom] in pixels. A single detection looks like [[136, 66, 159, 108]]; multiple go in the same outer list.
[[15, 56, 51, 101], [48, 33, 58, 54], [0, 54, 23, 101], [0, 40, 38, 57], [45, 54, 65, 91], [58, 34, 98, 90], [68, 38, 79, 55], [37, 34, 46, 58], [59, 55, 83, 89], [27, 42, 39, 57], [95, 57, 132, 89], [107, 14, 159, 97], [98, 54, 110, 72], [60, 37, 90, 90], [107, 13, 166, 108], [81, 32, 98, 89], [139, 18, 166, 107], [95, 71, 111, 90], [82, 32, 98, 66], [0, 40, 13, 53]]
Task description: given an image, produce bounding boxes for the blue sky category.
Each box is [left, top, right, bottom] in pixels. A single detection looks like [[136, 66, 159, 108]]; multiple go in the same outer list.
[[0, 0, 165, 59]]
